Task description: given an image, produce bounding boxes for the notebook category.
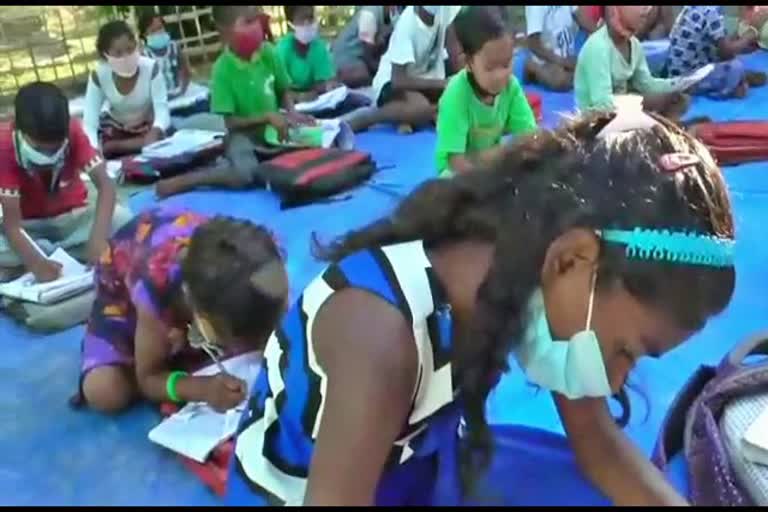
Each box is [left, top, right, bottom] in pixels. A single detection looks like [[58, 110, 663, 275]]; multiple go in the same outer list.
[[743, 403, 768, 467], [295, 85, 350, 114], [141, 129, 224, 160], [0, 247, 94, 304], [147, 351, 264, 463]]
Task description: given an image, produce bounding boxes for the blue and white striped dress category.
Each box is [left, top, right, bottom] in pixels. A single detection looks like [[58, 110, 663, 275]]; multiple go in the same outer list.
[[227, 240, 463, 506]]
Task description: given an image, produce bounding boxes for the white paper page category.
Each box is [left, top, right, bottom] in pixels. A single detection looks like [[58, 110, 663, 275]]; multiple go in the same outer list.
[[295, 86, 349, 113], [142, 129, 224, 159], [147, 351, 263, 462]]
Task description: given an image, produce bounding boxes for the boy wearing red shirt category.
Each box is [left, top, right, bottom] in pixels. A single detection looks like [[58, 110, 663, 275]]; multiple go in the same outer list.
[[0, 82, 132, 282]]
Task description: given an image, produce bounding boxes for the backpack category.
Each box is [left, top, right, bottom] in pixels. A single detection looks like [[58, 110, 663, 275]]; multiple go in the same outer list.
[[653, 331, 768, 506], [251, 147, 378, 208], [121, 137, 226, 184], [692, 121, 768, 166]]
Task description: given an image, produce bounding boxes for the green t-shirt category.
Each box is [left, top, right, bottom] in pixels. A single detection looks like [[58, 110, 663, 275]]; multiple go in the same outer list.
[[435, 70, 537, 174], [574, 25, 676, 112], [210, 43, 291, 118], [275, 34, 336, 92]]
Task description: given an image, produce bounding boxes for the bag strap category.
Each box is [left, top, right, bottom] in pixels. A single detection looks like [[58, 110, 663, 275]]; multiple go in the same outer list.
[[719, 330, 768, 373]]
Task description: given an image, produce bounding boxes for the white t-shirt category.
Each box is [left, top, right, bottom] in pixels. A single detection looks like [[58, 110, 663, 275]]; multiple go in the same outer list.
[[372, 6, 461, 102], [525, 6, 578, 64]]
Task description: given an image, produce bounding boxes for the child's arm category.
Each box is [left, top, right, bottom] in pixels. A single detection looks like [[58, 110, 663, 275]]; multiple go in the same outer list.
[[526, 6, 573, 68], [147, 61, 170, 144], [629, 47, 677, 96], [86, 163, 117, 265], [177, 46, 191, 95], [556, 394, 689, 506], [82, 72, 106, 150], [391, 64, 446, 95], [133, 304, 246, 412], [0, 195, 61, 282]]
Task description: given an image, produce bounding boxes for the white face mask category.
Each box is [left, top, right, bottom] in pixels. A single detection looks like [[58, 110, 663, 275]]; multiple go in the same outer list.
[[513, 272, 613, 400], [293, 22, 319, 45], [14, 131, 68, 172]]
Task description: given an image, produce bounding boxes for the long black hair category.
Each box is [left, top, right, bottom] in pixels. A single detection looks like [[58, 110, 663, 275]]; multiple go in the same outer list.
[[96, 20, 136, 59], [316, 111, 735, 489]]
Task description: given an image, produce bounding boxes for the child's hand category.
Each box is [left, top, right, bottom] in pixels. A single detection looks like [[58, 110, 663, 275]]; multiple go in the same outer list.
[[285, 111, 317, 126], [266, 112, 291, 142], [203, 373, 247, 413], [561, 56, 577, 72], [143, 128, 164, 146], [32, 259, 63, 283]]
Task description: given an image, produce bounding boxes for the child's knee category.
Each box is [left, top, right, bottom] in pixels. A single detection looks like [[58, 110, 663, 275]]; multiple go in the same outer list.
[[81, 366, 136, 414]]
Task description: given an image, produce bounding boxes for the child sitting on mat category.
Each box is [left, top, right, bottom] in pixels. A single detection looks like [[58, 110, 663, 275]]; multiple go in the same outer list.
[[523, 6, 598, 92], [72, 207, 289, 414], [138, 13, 191, 100], [154, 5, 319, 198], [226, 108, 735, 506], [332, 6, 403, 88], [667, 6, 766, 100], [575, 6, 689, 120], [436, 6, 537, 177], [277, 5, 339, 103], [0, 82, 132, 283], [740, 6, 768, 48], [83, 20, 170, 158], [348, 6, 462, 134]]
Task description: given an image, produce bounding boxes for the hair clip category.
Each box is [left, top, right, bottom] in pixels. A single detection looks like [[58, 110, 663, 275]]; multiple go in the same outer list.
[[659, 152, 700, 173]]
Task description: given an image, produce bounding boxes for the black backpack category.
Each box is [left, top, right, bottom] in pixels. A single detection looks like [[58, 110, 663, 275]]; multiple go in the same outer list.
[[251, 147, 377, 208]]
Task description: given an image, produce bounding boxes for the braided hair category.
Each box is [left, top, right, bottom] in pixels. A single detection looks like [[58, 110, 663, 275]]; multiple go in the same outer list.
[[316, 111, 735, 490]]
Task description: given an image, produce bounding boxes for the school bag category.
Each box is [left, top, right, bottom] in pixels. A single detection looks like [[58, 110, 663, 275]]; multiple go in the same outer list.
[[250, 147, 378, 208], [653, 331, 768, 506], [692, 121, 768, 166]]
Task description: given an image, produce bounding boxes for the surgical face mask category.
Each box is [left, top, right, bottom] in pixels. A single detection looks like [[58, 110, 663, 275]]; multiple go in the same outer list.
[[422, 6, 440, 16], [293, 22, 318, 45], [14, 131, 68, 172], [106, 50, 140, 78], [513, 272, 613, 400], [146, 31, 171, 51]]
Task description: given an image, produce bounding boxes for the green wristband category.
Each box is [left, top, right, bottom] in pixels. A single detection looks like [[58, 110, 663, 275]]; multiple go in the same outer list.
[[166, 371, 188, 403]]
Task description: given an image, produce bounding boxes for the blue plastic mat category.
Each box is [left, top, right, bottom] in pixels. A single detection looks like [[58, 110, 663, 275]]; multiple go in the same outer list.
[[2, 51, 767, 505]]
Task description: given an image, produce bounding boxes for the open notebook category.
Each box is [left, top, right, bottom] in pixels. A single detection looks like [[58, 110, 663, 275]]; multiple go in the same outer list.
[[0, 247, 93, 304], [141, 128, 225, 160], [147, 351, 264, 463]]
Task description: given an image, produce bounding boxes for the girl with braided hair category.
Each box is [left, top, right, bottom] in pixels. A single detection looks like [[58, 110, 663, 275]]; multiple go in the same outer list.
[[228, 109, 735, 506], [72, 206, 288, 415]]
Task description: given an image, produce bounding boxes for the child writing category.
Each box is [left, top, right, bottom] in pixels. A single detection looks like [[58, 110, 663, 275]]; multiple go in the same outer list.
[[138, 13, 191, 100], [226, 109, 735, 506], [83, 20, 170, 157], [667, 6, 765, 100], [332, 6, 402, 88], [436, 6, 537, 177], [574, 6, 689, 120], [524, 6, 598, 92], [277, 5, 339, 102], [0, 82, 132, 283], [350, 6, 462, 133], [72, 207, 288, 414]]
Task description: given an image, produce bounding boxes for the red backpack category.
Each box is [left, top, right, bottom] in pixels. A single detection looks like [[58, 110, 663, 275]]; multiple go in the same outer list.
[[251, 147, 378, 208], [693, 121, 768, 165]]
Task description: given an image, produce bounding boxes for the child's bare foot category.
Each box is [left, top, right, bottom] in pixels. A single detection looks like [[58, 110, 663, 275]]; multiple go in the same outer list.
[[746, 71, 767, 87]]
